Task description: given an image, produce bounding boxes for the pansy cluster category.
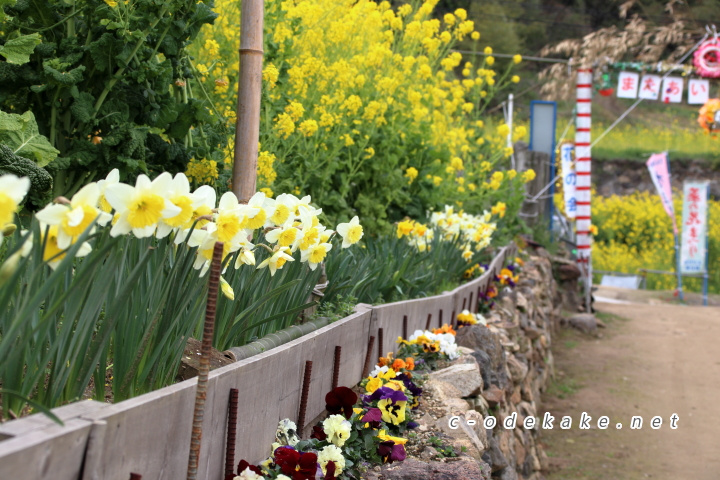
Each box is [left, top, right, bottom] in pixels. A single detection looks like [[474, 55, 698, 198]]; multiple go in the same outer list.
[[225, 332, 448, 479], [396, 205, 497, 259], [456, 309, 488, 327], [400, 328, 460, 360], [0, 172, 363, 286], [396, 326, 462, 371], [495, 257, 523, 288]]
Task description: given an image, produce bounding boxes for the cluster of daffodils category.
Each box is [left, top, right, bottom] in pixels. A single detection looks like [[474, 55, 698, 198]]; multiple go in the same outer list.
[[1, 171, 364, 283], [396, 205, 497, 258], [456, 309, 488, 327], [429, 205, 496, 253]]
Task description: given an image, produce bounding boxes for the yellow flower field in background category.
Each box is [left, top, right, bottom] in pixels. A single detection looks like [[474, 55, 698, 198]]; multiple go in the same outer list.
[[188, 0, 530, 233], [592, 191, 720, 293]]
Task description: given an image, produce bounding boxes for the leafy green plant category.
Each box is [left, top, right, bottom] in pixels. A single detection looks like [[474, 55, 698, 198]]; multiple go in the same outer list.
[[0, 0, 227, 198], [212, 241, 323, 351], [310, 294, 358, 323], [323, 229, 490, 305], [428, 435, 458, 458]]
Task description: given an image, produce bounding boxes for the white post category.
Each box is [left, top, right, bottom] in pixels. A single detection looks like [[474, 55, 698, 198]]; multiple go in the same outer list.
[[575, 69, 593, 312]]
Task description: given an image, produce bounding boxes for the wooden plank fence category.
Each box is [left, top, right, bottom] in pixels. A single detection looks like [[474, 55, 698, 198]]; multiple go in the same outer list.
[[0, 244, 516, 480]]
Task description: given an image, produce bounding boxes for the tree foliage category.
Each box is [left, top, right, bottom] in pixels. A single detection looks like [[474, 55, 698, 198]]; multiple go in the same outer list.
[[0, 0, 229, 198]]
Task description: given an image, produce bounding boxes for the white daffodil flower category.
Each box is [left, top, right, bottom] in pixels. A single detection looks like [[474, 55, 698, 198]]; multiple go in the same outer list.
[[256, 246, 294, 276], [36, 183, 112, 249], [0, 174, 30, 247], [105, 173, 181, 238], [97, 168, 120, 213], [300, 241, 332, 270], [336, 215, 363, 248], [156, 173, 198, 238]]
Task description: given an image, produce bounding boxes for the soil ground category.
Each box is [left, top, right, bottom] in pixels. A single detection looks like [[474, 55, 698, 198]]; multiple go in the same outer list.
[[540, 286, 720, 479]]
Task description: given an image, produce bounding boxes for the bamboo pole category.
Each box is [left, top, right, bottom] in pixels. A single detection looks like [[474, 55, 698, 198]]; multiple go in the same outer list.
[[232, 0, 264, 203]]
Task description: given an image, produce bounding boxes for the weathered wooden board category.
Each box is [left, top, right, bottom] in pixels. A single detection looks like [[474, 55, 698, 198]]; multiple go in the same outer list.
[[370, 293, 456, 358], [0, 400, 108, 438], [198, 307, 373, 474], [79, 378, 198, 480], [449, 270, 492, 317], [0, 245, 514, 480], [0, 417, 94, 480]]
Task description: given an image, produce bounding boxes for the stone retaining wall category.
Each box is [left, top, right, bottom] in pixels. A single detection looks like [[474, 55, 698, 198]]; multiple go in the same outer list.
[[389, 254, 560, 480]]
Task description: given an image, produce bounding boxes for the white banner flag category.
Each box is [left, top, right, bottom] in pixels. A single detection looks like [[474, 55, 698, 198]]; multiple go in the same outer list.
[[680, 181, 709, 274], [639, 75, 661, 100], [560, 143, 576, 219], [661, 76, 684, 103], [688, 79, 710, 104], [617, 72, 639, 99]]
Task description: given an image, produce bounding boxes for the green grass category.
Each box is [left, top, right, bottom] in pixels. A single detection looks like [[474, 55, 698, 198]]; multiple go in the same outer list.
[[548, 98, 720, 164], [592, 101, 718, 162], [546, 377, 580, 399], [595, 311, 625, 325]]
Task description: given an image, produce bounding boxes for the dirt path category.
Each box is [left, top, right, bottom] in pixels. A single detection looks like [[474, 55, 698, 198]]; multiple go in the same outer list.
[[540, 296, 720, 479]]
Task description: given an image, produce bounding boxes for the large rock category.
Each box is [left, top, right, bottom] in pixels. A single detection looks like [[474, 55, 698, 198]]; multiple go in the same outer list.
[[567, 313, 597, 334], [456, 325, 508, 389], [381, 457, 491, 480], [496, 466, 519, 480], [507, 354, 529, 384], [481, 384, 505, 407], [435, 410, 488, 460], [429, 363, 483, 397], [484, 429, 509, 472], [425, 378, 473, 415]]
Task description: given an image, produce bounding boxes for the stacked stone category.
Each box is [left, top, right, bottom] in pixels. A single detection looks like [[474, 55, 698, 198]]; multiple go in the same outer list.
[[382, 255, 561, 480]]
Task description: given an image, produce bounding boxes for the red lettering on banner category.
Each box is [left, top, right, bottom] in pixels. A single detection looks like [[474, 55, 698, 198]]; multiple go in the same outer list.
[[691, 83, 707, 95], [685, 211, 702, 226], [621, 76, 637, 91], [688, 187, 701, 203], [642, 77, 657, 91]]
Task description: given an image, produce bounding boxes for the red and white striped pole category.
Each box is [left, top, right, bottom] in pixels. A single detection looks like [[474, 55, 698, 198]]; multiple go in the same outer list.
[[575, 69, 593, 311]]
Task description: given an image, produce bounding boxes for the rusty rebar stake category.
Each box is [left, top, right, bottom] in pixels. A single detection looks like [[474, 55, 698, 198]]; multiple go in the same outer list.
[[297, 360, 313, 437], [402, 315, 408, 340], [332, 346, 342, 390], [224, 388, 239, 478], [361, 335, 376, 378], [425, 313, 432, 331], [187, 241, 223, 480], [377, 328, 384, 361]]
